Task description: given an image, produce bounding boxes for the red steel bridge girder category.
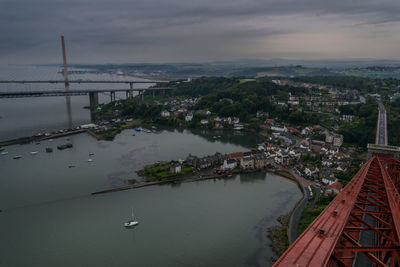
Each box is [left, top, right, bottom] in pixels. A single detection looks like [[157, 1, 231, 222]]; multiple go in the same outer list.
[[273, 156, 400, 267]]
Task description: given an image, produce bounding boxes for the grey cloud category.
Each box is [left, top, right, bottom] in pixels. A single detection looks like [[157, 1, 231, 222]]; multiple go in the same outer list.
[[1, 0, 400, 63]]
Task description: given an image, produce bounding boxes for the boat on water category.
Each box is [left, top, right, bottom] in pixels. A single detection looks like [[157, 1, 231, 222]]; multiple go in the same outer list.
[[0, 147, 5, 151], [88, 152, 94, 156], [46, 147, 53, 153], [87, 159, 93, 162], [30, 151, 39, 155], [124, 209, 139, 228], [1, 151, 9, 155], [135, 127, 142, 132], [68, 164, 75, 168], [57, 143, 73, 150], [49, 139, 54, 142], [13, 155, 22, 159]]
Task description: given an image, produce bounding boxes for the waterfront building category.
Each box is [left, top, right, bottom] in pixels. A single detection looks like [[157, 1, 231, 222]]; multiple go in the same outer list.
[[240, 155, 254, 170], [222, 159, 237, 170]]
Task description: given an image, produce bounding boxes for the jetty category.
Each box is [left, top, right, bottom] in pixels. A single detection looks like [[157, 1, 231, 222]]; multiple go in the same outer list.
[[0, 129, 95, 147]]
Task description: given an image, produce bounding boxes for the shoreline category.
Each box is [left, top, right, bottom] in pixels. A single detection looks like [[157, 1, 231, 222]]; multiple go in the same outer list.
[[267, 170, 307, 260], [0, 129, 97, 147]]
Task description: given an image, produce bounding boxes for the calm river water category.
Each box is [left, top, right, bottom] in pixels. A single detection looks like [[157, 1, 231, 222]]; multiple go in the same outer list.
[[0, 65, 301, 266]]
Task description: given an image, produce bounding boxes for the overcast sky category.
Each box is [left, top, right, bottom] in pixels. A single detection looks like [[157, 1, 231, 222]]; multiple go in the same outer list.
[[1, 0, 400, 64]]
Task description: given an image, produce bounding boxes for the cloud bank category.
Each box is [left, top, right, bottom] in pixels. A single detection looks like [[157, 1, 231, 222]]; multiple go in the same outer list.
[[1, 0, 400, 63]]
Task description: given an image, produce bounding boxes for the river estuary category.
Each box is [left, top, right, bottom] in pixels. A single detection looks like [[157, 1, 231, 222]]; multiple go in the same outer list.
[[0, 66, 302, 266]]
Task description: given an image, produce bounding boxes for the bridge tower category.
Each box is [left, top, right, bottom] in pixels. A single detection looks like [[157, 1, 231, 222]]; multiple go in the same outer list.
[[61, 36, 69, 88]]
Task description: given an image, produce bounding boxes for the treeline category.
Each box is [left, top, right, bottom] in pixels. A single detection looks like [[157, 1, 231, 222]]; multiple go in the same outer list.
[[387, 99, 400, 146], [155, 77, 239, 97], [293, 76, 400, 95], [338, 97, 377, 148]]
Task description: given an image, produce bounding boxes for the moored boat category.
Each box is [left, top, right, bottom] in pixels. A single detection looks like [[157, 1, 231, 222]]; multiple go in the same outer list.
[[124, 209, 139, 228], [13, 155, 22, 159]]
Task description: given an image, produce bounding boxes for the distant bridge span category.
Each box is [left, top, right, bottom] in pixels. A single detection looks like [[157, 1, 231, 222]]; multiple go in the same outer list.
[[0, 80, 165, 84], [0, 87, 173, 98]]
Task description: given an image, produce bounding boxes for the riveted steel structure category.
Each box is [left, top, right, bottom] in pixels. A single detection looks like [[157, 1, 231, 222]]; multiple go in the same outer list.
[[273, 155, 400, 266]]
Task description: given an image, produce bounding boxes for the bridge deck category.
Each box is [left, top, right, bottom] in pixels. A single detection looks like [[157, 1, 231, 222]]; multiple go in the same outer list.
[[0, 87, 173, 98], [0, 80, 164, 84]]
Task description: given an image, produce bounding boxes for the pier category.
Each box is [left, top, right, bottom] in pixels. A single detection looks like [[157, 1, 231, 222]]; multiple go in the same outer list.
[[0, 128, 92, 147]]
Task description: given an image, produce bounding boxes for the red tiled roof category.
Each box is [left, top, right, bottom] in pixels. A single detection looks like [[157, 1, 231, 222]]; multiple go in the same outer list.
[[228, 152, 243, 159], [326, 181, 343, 191], [287, 126, 299, 133]]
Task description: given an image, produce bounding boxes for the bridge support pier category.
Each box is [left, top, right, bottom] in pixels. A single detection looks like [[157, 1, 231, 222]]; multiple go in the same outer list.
[[110, 91, 116, 102], [126, 90, 133, 99], [89, 92, 99, 110]]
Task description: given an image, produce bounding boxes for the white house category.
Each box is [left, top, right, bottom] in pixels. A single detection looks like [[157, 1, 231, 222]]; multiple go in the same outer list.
[[161, 110, 170, 117], [185, 113, 193, 122], [322, 176, 336, 185], [271, 125, 287, 133], [222, 159, 237, 170], [200, 119, 209, 125]]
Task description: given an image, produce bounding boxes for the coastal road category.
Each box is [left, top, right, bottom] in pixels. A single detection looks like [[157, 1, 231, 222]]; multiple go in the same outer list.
[[375, 99, 388, 146], [286, 169, 314, 244]]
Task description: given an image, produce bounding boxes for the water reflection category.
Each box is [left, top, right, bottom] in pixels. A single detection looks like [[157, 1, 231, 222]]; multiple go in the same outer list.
[[239, 172, 268, 183]]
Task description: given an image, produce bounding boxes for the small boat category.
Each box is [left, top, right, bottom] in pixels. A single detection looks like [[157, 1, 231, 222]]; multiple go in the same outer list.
[[49, 139, 54, 142], [88, 152, 94, 156], [87, 159, 93, 162], [132, 133, 135, 136], [30, 151, 39, 155], [68, 164, 75, 168], [0, 147, 4, 151], [36, 142, 40, 145], [13, 155, 22, 159], [1, 151, 8, 155], [135, 127, 141, 132], [46, 147, 53, 153], [124, 209, 139, 228]]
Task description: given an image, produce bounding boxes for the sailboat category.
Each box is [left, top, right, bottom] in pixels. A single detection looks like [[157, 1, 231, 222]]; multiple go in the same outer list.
[[124, 209, 139, 228]]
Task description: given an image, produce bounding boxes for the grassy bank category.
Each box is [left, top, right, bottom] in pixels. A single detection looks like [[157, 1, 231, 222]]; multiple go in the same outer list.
[[138, 161, 193, 182], [268, 214, 290, 257], [297, 193, 335, 235]]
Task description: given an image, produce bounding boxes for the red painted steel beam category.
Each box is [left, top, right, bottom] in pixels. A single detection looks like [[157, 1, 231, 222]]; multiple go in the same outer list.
[[273, 156, 400, 267], [273, 157, 373, 266]]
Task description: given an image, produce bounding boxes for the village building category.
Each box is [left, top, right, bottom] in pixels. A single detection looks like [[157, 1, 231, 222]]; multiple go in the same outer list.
[[240, 156, 254, 170], [228, 152, 244, 161], [185, 113, 193, 121], [170, 163, 182, 174], [322, 176, 336, 185], [253, 152, 268, 169], [161, 110, 170, 117], [325, 181, 343, 195], [222, 159, 237, 170]]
